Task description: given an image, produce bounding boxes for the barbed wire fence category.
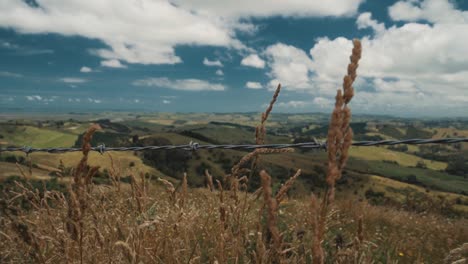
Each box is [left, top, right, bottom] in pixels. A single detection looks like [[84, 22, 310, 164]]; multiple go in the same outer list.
[[0, 138, 467, 155]]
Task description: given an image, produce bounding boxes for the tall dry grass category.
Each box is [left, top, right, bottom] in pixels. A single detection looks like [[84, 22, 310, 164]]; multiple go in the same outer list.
[[1, 39, 467, 264]]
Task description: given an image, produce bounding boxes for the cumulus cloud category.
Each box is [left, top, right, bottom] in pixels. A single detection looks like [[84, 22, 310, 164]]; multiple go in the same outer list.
[[101, 59, 127, 68], [241, 54, 265, 68], [215, 69, 224, 76], [389, 0, 468, 24], [262, 1, 468, 115], [356, 12, 385, 34], [274, 98, 332, 110], [264, 43, 314, 91], [245, 81, 262, 89], [80, 66, 92, 73], [373, 78, 419, 93], [60, 77, 88, 83], [174, 0, 364, 18], [0, 0, 364, 65], [203, 58, 223, 67], [277, 100, 308, 108], [133, 77, 226, 91], [312, 97, 333, 108], [0, 1, 236, 65]]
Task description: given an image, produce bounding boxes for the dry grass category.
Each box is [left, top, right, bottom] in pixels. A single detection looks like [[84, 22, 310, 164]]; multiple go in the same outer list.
[[1, 39, 467, 264], [1, 179, 466, 263]]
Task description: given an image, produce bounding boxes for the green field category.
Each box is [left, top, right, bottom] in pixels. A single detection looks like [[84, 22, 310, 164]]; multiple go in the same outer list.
[[0, 125, 77, 148], [1, 114, 466, 198], [348, 158, 468, 194], [348, 146, 447, 170]]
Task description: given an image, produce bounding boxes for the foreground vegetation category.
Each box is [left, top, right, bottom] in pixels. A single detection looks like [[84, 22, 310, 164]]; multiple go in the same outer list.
[[1, 174, 467, 263]]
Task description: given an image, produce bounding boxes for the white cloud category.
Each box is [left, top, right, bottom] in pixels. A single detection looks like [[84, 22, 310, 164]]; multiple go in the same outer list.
[[245, 81, 263, 89], [264, 43, 314, 91], [60, 77, 87, 83], [312, 97, 333, 108], [101, 59, 127, 68], [0, 0, 364, 65], [80, 66, 92, 73], [373, 78, 419, 93], [356, 12, 385, 34], [277, 100, 308, 108], [133, 77, 226, 91], [203, 58, 223, 67], [215, 69, 224, 76], [87, 98, 101, 103], [389, 0, 468, 24], [26, 95, 42, 101], [162, 100, 171, 104], [241, 54, 265, 68], [262, 3, 468, 115], [0, 71, 22, 78], [25, 95, 58, 103], [174, 0, 364, 18]]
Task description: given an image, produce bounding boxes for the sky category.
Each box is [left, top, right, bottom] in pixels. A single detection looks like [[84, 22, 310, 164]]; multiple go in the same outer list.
[[0, 0, 467, 117]]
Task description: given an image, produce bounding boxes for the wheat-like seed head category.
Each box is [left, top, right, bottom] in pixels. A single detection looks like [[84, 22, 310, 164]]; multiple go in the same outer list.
[[260, 170, 282, 255]]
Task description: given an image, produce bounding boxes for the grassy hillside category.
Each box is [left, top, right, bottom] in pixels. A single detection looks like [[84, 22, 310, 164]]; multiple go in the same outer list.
[[0, 125, 77, 148], [348, 146, 447, 170], [1, 114, 468, 263], [348, 158, 468, 194]]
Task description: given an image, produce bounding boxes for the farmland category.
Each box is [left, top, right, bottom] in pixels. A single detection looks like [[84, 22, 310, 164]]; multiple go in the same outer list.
[[1, 112, 467, 263]]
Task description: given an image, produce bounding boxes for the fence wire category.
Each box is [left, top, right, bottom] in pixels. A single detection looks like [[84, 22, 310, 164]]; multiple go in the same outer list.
[[0, 138, 467, 154]]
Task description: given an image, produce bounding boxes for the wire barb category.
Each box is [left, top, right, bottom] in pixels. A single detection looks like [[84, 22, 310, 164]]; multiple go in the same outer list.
[[97, 144, 106, 155], [23, 146, 33, 155], [189, 141, 199, 151], [0, 137, 466, 153]]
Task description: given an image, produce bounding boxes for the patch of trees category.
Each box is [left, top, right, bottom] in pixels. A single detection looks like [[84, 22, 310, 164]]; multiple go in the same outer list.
[[74, 131, 130, 148], [131, 126, 150, 132], [405, 126, 433, 138], [354, 134, 385, 141], [365, 188, 387, 206], [445, 156, 468, 178], [304, 122, 368, 137], [96, 119, 131, 133], [378, 125, 404, 138], [138, 137, 190, 180], [179, 130, 220, 144], [215, 151, 233, 173], [209, 121, 256, 132], [413, 145, 451, 162], [1, 154, 26, 164], [405, 174, 421, 185]]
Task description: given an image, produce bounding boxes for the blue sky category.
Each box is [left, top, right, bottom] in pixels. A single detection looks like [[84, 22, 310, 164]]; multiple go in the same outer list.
[[0, 0, 467, 117]]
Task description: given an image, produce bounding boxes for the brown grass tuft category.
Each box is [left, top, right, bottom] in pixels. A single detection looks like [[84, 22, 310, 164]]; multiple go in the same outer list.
[[260, 170, 282, 258], [311, 39, 362, 263]]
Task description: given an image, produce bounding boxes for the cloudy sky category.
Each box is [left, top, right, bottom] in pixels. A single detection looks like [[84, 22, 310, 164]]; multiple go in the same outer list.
[[0, 0, 467, 117]]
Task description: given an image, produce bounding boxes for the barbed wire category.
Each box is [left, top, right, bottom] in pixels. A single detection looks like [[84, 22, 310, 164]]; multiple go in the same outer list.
[[0, 138, 466, 155]]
